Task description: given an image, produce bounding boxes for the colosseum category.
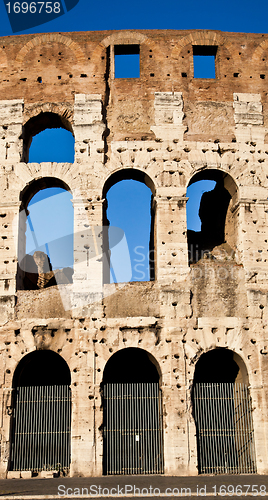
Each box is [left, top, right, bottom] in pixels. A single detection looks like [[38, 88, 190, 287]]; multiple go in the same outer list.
[[0, 28, 268, 478]]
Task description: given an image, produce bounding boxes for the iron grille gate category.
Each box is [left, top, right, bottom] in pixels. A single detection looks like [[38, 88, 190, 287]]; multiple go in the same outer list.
[[103, 382, 164, 475], [193, 383, 256, 474], [11, 385, 71, 472]]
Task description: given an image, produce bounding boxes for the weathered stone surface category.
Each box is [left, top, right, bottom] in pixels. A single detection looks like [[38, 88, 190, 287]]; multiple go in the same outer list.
[[20, 471, 32, 479], [0, 29, 268, 479]]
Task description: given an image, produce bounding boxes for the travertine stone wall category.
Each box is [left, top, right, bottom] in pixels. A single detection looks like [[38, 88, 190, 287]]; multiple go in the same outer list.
[[0, 100, 23, 162], [0, 29, 268, 478]]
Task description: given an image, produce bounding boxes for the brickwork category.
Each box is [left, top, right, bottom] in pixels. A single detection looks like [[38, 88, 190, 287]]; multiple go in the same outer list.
[[0, 29, 268, 477]]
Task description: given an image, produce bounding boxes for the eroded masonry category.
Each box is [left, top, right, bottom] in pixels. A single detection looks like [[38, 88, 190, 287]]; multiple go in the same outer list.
[[0, 29, 268, 478]]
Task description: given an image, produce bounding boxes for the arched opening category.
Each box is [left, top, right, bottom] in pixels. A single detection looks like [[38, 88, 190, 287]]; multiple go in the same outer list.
[[10, 350, 71, 473], [103, 170, 155, 284], [17, 178, 74, 291], [192, 348, 256, 474], [102, 347, 163, 475], [187, 170, 238, 263], [22, 112, 74, 163]]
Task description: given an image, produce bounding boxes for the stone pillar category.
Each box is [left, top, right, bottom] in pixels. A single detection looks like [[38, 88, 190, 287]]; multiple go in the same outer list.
[[154, 194, 189, 282], [0, 202, 21, 324], [0, 202, 21, 295], [0, 386, 13, 478], [0, 100, 23, 163], [236, 197, 268, 283]]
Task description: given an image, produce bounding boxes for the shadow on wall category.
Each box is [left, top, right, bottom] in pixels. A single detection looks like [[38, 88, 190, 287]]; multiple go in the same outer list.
[[17, 180, 74, 291], [102, 347, 160, 384], [22, 112, 74, 164]]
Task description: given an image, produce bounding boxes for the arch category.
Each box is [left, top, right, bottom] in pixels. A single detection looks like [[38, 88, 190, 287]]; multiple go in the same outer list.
[[172, 31, 233, 57], [103, 169, 156, 284], [188, 168, 238, 199], [193, 347, 248, 385], [192, 348, 256, 475], [20, 175, 71, 207], [15, 33, 85, 65], [171, 32, 235, 81], [23, 102, 73, 127], [99, 31, 160, 82], [22, 111, 74, 163], [10, 350, 71, 473], [17, 177, 73, 291], [186, 169, 238, 263], [102, 348, 163, 475]]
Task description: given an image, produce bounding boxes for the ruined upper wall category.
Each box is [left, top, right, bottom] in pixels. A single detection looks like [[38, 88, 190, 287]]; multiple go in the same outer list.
[[2, 29, 268, 141]]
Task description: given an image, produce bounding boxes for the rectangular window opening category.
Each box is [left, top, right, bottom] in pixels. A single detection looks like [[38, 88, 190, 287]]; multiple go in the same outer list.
[[193, 45, 217, 79], [114, 44, 140, 79]]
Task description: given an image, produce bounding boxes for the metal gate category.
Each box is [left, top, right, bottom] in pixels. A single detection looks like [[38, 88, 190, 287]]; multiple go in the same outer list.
[[10, 385, 71, 472], [103, 382, 164, 475], [193, 383, 256, 474]]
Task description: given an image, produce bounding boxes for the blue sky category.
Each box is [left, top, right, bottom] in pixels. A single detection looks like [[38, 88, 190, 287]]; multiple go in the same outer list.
[[1, 0, 266, 281]]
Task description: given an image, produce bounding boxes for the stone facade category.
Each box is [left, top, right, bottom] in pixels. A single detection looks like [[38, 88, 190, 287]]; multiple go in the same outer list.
[[0, 29, 268, 477]]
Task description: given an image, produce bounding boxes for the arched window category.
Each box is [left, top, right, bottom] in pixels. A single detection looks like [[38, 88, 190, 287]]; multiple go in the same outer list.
[[23, 112, 74, 163], [192, 348, 256, 474], [10, 350, 71, 474], [103, 170, 155, 284], [17, 178, 73, 291], [186, 170, 237, 264], [102, 348, 163, 475]]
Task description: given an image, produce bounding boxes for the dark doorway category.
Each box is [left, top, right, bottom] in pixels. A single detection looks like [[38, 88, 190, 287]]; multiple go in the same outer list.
[[10, 351, 71, 473], [192, 349, 256, 474], [187, 170, 234, 263], [103, 348, 163, 475]]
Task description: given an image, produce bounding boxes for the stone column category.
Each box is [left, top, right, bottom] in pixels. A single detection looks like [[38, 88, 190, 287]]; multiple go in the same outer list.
[[0, 385, 13, 478], [237, 197, 268, 283], [0, 202, 21, 323], [151, 92, 186, 142]]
